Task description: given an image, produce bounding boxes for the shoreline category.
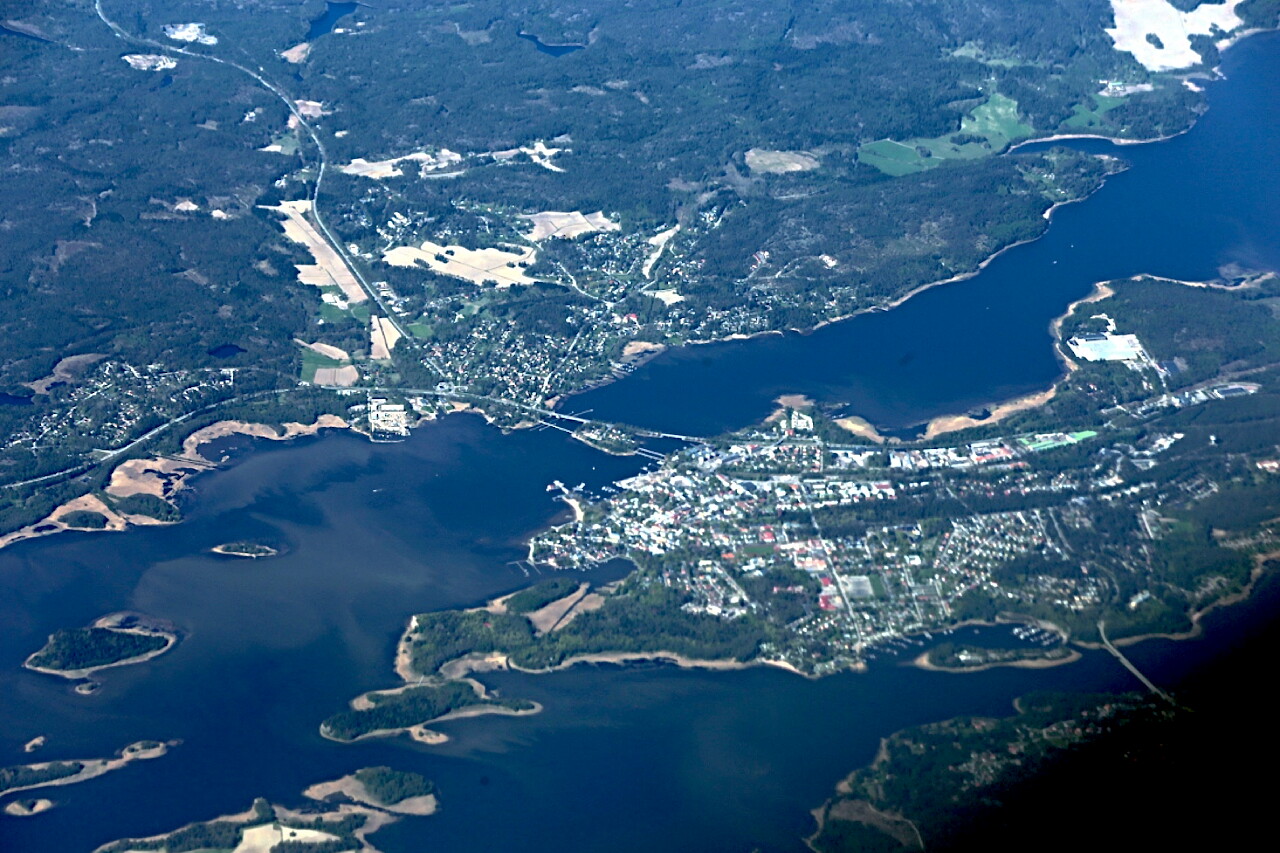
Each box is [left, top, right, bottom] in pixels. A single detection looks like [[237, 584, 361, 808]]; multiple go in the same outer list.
[[0, 415, 347, 553], [1076, 549, 1279, 650], [557, 158, 1122, 418], [0, 740, 174, 799], [22, 615, 178, 682], [908, 648, 1082, 673], [303, 774, 438, 816], [321, 677, 545, 744]]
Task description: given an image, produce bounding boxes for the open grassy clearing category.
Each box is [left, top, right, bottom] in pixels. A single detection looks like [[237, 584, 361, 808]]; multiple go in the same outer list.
[[1064, 93, 1126, 130], [858, 93, 1033, 176]]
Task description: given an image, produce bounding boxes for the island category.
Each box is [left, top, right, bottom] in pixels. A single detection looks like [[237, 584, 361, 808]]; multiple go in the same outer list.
[[95, 797, 401, 853], [4, 798, 55, 817], [305, 766, 438, 815], [320, 681, 538, 744], [211, 541, 280, 558], [1, 740, 174, 799], [913, 641, 1081, 673], [24, 612, 177, 684]]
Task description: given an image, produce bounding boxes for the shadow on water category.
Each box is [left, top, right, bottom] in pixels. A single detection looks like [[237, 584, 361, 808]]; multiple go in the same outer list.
[[517, 30, 586, 56]]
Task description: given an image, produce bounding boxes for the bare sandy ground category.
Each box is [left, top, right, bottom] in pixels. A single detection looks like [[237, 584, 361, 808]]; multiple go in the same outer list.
[[834, 416, 886, 444], [745, 148, 819, 174], [1106, 0, 1243, 72], [776, 394, 815, 409], [280, 42, 310, 63], [24, 353, 106, 394], [370, 316, 402, 360], [105, 416, 348, 501], [297, 340, 352, 361], [341, 149, 463, 179], [553, 591, 606, 630], [304, 774, 438, 816], [262, 200, 367, 304], [521, 210, 619, 241], [0, 495, 135, 552], [923, 388, 1059, 439], [642, 225, 679, 278], [24, 736, 46, 753], [97, 801, 394, 853], [4, 798, 54, 817], [236, 823, 338, 853], [622, 340, 666, 359], [293, 99, 326, 118], [650, 289, 685, 305], [527, 583, 590, 633], [0, 741, 173, 799], [490, 140, 566, 171], [313, 365, 360, 386], [383, 240, 538, 287], [0, 417, 347, 554]]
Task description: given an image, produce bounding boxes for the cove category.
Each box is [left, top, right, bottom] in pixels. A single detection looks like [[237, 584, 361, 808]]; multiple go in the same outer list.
[[306, 1, 358, 41], [570, 33, 1280, 438]]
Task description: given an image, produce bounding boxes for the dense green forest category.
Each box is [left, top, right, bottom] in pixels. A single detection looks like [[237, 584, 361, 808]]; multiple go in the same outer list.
[[502, 576, 580, 614], [810, 692, 1169, 852], [320, 681, 532, 741], [409, 581, 770, 675], [26, 627, 168, 672], [0, 761, 85, 795], [353, 766, 436, 805]]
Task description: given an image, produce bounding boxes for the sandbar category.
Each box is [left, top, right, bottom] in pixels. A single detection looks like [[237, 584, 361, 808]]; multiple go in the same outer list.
[[4, 798, 54, 817]]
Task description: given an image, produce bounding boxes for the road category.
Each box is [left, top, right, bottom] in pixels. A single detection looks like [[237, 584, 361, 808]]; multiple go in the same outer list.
[[91, 0, 448, 382], [3, 389, 293, 491], [1097, 619, 1176, 704]]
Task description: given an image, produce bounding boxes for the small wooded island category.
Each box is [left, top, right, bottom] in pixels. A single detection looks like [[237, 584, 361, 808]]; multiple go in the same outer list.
[[24, 613, 177, 683], [211, 541, 279, 558], [320, 681, 537, 743], [305, 766, 438, 815]]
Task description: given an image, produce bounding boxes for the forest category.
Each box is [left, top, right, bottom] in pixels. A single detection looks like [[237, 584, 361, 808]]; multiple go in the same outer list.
[[320, 681, 532, 741], [26, 627, 169, 672]]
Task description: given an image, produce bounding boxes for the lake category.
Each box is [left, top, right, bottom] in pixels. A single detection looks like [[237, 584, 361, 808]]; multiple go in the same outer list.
[[3, 30, 1280, 853]]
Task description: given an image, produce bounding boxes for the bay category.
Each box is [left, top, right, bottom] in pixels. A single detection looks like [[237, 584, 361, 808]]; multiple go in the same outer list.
[[570, 33, 1280, 438]]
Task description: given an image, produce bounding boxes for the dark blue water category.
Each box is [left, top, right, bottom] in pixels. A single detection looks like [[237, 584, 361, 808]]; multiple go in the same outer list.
[[572, 33, 1280, 437], [306, 1, 358, 41], [1, 410, 1277, 853], [517, 31, 586, 56], [4, 30, 1280, 853], [0, 393, 33, 406]]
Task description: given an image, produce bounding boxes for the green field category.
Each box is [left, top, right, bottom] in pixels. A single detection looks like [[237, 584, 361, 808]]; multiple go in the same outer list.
[[299, 346, 347, 383], [1063, 93, 1126, 130], [859, 93, 1034, 176]]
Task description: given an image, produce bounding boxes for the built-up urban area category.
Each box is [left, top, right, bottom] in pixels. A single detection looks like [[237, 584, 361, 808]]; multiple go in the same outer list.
[[529, 365, 1272, 673]]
